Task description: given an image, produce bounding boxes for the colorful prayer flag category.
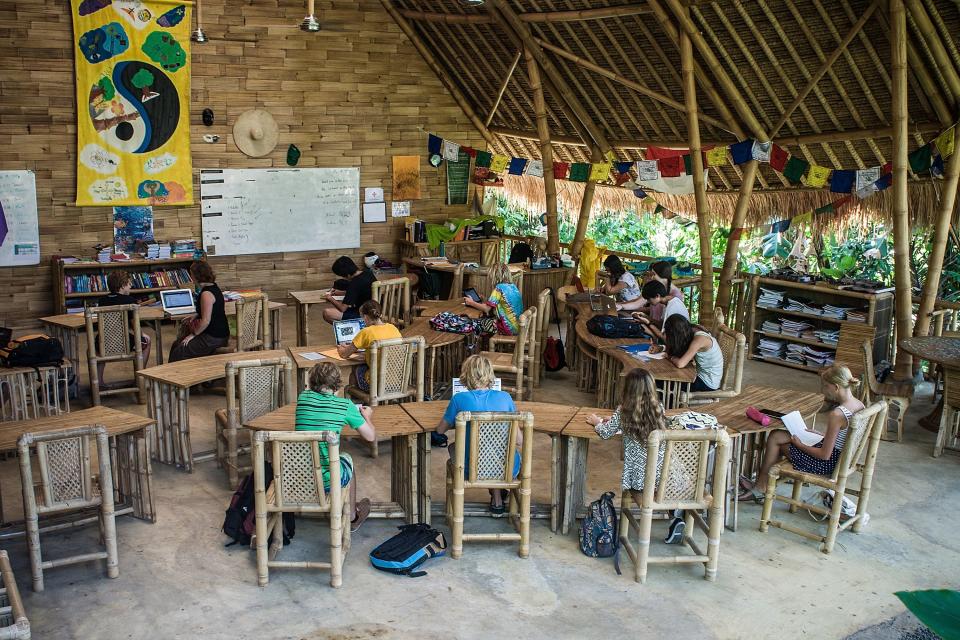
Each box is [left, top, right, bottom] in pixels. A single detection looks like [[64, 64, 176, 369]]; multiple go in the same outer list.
[[730, 140, 754, 165], [442, 140, 461, 162], [935, 127, 955, 159], [507, 157, 527, 176], [633, 188, 647, 199], [706, 146, 728, 167], [605, 149, 615, 162], [856, 182, 879, 200], [489, 154, 510, 173], [428, 134, 442, 155], [834, 196, 853, 211], [525, 160, 543, 178], [769, 145, 788, 171], [805, 164, 831, 188], [475, 150, 492, 168], [614, 161, 633, 175], [783, 156, 809, 184], [569, 163, 590, 182], [729, 227, 744, 241], [752, 140, 772, 163], [932, 153, 945, 178], [815, 203, 836, 216], [553, 162, 570, 179], [589, 161, 612, 182], [882, 161, 892, 175], [770, 218, 791, 234], [875, 173, 892, 191], [463, 146, 477, 158], [855, 167, 881, 192], [830, 170, 855, 193], [635, 160, 659, 181], [659, 156, 683, 177], [793, 212, 813, 227], [909, 144, 932, 173]]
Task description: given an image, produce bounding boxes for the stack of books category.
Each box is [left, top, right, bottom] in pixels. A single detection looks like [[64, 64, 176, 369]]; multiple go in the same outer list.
[[758, 337, 785, 359], [822, 304, 853, 319], [171, 239, 199, 258], [803, 346, 835, 367], [785, 298, 823, 315], [813, 329, 840, 345], [146, 242, 172, 259], [845, 309, 867, 323], [97, 247, 112, 263], [758, 288, 785, 308], [786, 343, 806, 365], [761, 319, 781, 334], [780, 318, 812, 337]]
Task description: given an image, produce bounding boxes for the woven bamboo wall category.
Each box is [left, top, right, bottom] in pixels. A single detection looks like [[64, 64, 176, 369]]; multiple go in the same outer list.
[[0, 0, 485, 329]]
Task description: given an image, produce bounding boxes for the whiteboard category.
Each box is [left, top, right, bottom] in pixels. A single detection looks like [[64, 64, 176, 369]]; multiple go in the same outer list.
[[0, 170, 40, 267], [199, 168, 360, 257]]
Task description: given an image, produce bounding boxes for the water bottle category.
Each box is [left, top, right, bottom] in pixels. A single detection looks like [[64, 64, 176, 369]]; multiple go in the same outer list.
[[439, 241, 445, 258]]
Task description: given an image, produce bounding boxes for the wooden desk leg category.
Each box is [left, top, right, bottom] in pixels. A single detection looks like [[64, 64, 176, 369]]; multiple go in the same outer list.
[[177, 386, 192, 472], [561, 435, 590, 535], [152, 320, 164, 365], [419, 432, 431, 525], [147, 381, 167, 465], [390, 434, 418, 524], [271, 308, 282, 349], [725, 435, 742, 532], [550, 434, 560, 533], [428, 347, 438, 400]]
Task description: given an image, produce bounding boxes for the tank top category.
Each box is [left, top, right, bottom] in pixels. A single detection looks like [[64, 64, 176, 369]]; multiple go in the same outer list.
[[200, 283, 229, 339], [693, 331, 724, 390]]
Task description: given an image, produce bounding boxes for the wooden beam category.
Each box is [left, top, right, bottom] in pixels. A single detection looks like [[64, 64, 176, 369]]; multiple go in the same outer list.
[[891, 0, 914, 379], [485, 50, 523, 127], [533, 38, 730, 132], [915, 146, 960, 338], [525, 49, 560, 255], [397, 5, 651, 25], [770, 2, 879, 139], [487, 0, 614, 155], [904, 0, 960, 103], [681, 12, 714, 318], [380, 1, 496, 147]]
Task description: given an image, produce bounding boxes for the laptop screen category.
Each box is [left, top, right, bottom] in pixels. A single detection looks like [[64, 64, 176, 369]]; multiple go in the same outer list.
[[333, 319, 365, 345], [161, 289, 195, 310]]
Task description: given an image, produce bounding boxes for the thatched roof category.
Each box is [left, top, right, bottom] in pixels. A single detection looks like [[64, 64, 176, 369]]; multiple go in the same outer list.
[[388, 0, 960, 223]]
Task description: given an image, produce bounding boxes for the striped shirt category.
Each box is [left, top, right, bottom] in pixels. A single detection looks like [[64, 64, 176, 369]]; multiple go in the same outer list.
[[294, 390, 364, 485]]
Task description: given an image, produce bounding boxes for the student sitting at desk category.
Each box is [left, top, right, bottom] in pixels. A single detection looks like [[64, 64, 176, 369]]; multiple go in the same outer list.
[[616, 261, 682, 320], [295, 362, 376, 532], [462, 263, 523, 336], [737, 365, 864, 503], [169, 261, 230, 362], [600, 255, 642, 303], [323, 256, 377, 324], [651, 314, 723, 392], [95, 270, 152, 384], [435, 355, 519, 515], [629, 281, 689, 341], [337, 300, 401, 392]]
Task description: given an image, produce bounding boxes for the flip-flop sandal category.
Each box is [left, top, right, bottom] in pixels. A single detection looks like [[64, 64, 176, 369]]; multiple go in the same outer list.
[[738, 488, 765, 503], [739, 475, 755, 491], [489, 497, 505, 516], [350, 498, 371, 532]]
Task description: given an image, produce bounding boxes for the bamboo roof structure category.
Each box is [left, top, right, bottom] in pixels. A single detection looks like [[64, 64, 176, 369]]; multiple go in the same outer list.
[[388, 0, 960, 224]]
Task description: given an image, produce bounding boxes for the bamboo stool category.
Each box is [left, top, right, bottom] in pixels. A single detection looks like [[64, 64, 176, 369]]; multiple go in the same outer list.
[[935, 366, 960, 457], [0, 550, 30, 639], [252, 430, 350, 588], [445, 411, 534, 559], [618, 429, 731, 583], [760, 401, 887, 554], [18, 425, 119, 592]]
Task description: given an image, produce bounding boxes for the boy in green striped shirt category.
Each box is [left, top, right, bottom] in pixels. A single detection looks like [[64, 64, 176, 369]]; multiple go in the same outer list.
[[295, 362, 377, 532]]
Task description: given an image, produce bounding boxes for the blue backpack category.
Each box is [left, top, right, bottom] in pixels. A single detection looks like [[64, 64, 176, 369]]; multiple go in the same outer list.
[[369, 523, 446, 577], [579, 491, 621, 574]]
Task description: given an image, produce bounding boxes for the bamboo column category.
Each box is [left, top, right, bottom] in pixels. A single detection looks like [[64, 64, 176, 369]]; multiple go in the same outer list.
[[486, 50, 523, 127], [904, 0, 960, 106], [380, 0, 496, 147], [890, 0, 914, 379], [915, 147, 960, 338], [571, 146, 603, 258], [715, 161, 757, 312], [680, 16, 713, 318], [525, 49, 560, 255]]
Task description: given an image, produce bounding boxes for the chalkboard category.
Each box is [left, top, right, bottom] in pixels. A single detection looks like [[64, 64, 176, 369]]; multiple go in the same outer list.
[[199, 168, 360, 257], [0, 170, 40, 267], [446, 151, 471, 205]]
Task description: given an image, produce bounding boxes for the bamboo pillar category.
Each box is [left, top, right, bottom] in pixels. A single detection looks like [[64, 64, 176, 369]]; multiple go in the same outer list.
[[680, 17, 713, 317], [904, 0, 960, 106], [915, 148, 960, 338], [715, 161, 758, 313], [486, 50, 523, 127], [525, 49, 560, 255], [571, 146, 603, 259], [890, 0, 914, 379]]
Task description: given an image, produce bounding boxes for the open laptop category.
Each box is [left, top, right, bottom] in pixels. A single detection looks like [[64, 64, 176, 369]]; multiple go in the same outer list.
[[160, 288, 196, 316], [333, 318, 365, 346], [589, 293, 617, 313]]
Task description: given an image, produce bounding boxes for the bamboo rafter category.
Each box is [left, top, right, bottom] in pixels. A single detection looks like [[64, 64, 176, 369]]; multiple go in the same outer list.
[[397, 4, 651, 25]]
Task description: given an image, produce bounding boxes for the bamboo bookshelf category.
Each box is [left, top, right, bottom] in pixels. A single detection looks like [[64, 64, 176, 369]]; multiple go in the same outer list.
[[745, 275, 894, 375], [51, 257, 195, 314], [397, 238, 500, 265]]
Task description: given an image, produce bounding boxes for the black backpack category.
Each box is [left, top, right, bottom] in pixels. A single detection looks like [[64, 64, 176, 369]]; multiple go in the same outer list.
[[369, 523, 446, 577], [222, 462, 295, 547], [508, 242, 534, 265], [586, 316, 650, 340], [579, 492, 621, 573], [0, 334, 64, 368]]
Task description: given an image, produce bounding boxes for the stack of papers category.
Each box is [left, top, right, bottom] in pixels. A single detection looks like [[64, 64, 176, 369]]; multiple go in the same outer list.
[[784, 298, 823, 316], [780, 318, 812, 337], [846, 309, 867, 323], [822, 304, 853, 319], [761, 320, 781, 333], [758, 337, 785, 359], [758, 288, 785, 308], [786, 343, 806, 365], [803, 346, 835, 367], [97, 247, 112, 263], [813, 329, 840, 345]]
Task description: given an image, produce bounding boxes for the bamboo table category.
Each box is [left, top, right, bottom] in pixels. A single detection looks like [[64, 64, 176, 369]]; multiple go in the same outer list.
[[286, 345, 365, 392], [596, 345, 697, 410], [399, 400, 580, 532], [289, 290, 330, 347], [401, 318, 467, 400], [0, 406, 156, 529], [412, 299, 483, 319], [244, 404, 429, 524], [0, 364, 72, 421], [41, 306, 165, 368], [137, 349, 288, 471], [898, 336, 960, 449]]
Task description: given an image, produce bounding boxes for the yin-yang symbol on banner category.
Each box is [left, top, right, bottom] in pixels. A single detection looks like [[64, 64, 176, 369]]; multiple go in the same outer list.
[[87, 60, 179, 154]]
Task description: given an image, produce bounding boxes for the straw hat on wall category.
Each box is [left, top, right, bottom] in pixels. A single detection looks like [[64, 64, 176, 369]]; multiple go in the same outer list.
[[233, 109, 279, 157]]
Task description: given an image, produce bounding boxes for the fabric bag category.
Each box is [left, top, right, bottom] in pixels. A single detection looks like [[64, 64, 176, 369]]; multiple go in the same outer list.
[[586, 316, 650, 340], [430, 311, 475, 335], [542, 288, 566, 372], [0, 334, 64, 369], [222, 462, 295, 548], [579, 491, 620, 573], [472, 316, 498, 336], [369, 523, 446, 577]]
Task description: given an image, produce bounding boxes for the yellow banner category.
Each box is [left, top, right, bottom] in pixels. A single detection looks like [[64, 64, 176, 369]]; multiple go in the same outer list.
[[589, 162, 612, 182], [71, 0, 193, 206], [805, 165, 831, 188], [706, 146, 727, 166], [490, 154, 510, 173], [936, 127, 955, 159]]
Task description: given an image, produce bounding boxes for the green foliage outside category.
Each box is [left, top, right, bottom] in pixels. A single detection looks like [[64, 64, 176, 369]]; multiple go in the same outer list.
[[494, 192, 960, 301]]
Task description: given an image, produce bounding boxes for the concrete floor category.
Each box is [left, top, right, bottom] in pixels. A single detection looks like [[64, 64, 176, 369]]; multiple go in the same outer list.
[[6, 307, 960, 639]]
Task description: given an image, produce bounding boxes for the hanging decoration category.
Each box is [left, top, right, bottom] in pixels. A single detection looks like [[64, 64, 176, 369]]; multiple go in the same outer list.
[[71, 0, 193, 206]]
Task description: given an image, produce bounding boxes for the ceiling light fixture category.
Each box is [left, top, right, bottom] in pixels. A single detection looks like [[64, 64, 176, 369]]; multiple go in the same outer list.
[[460, 0, 486, 5], [300, 0, 321, 32], [191, 0, 207, 42]]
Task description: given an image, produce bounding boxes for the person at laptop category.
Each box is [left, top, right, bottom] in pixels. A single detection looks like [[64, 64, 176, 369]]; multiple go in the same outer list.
[[336, 300, 401, 392], [434, 355, 519, 515], [462, 263, 523, 336], [629, 280, 689, 341], [616, 261, 682, 321], [600, 255, 642, 303], [323, 256, 377, 324], [169, 261, 230, 362], [95, 270, 151, 385]]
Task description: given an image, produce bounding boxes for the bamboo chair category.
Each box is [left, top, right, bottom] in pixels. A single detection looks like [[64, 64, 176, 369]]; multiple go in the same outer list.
[[371, 277, 411, 329], [85, 304, 144, 405], [447, 263, 466, 301], [17, 425, 119, 592], [479, 308, 535, 400], [490, 289, 552, 395], [252, 431, 350, 588], [759, 401, 887, 554], [345, 336, 425, 458], [235, 293, 271, 352], [215, 357, 296, 488], [859, 340, 912, 443], [934, 366, 960, 457], [0, 550, 30, 639], [680, 323, 746, 406], [445, 411, 534, 559], [618, 429, 731, 584]]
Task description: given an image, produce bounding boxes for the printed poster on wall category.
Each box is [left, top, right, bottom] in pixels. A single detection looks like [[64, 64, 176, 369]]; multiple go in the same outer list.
[[0, 171, 41, 267], [392, 156, 421, 201], [113, 205, 154, 253], [71, 0, 193, 206]]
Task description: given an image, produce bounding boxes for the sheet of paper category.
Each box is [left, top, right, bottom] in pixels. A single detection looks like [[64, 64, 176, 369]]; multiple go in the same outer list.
[[364, 187, 384, 203], [782, 410, 824, 446], [636, 351, 666, 360], [362, 201, 387, 223], [392, 201, 411, 217], [318, 347, 364, 362], [452, 378, 502, 395], [299, 352, 326, 361]]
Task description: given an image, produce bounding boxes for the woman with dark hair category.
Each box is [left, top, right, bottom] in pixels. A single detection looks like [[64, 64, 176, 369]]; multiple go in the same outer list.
[[600, 255, 641, 302], [617, 261, 683, 320], [169, 261, 230, 362], [651, 314, 723, 392], [323, 255, 377, 324]]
